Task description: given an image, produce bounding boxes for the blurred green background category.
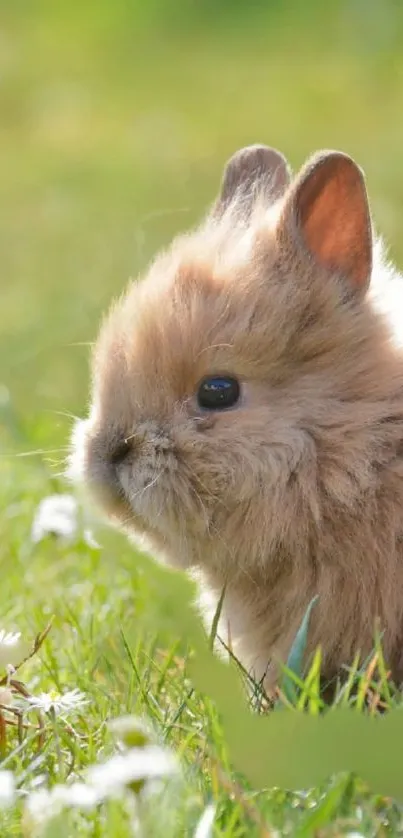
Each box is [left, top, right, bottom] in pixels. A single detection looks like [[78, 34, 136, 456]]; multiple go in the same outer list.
[[1, 0, 403, 452]]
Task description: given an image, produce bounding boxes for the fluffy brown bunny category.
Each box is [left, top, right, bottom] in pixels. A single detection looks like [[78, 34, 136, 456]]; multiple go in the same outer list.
[[69, 144, 403, 691]]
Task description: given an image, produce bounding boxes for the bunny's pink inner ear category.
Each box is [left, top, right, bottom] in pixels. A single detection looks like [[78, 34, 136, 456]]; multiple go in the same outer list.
[[290, 151, 372, 292], [214, 144, 291, 215]]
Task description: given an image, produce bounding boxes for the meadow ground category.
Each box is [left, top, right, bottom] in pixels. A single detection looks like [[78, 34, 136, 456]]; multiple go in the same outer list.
[[2, 2, 403, 835]]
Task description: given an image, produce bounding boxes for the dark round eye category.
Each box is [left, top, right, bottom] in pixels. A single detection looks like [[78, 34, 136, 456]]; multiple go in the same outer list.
[[197, 376, 240, 410]]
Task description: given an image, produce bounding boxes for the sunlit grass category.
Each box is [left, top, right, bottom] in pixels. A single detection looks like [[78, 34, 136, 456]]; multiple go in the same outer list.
[[1, 466, 403, 835]]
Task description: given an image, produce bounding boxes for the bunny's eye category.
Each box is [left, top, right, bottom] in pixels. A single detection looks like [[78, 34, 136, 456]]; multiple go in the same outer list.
[[197, 376, 240, 410]]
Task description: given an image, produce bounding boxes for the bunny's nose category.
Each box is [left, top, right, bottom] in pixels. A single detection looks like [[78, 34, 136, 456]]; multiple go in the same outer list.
[[85, 431, 134, 490], [109, 438, 133, 466]]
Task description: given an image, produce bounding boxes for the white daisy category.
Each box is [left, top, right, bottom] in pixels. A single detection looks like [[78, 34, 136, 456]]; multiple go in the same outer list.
[[0, 771, 15, 807], [31, 494, 79, 543], [24, 786, 94, 833], [26, 688, 89, 715], [86, 745, 179, 796], [24, 788, 58, 827], [109, 715, 154, 749], [55, 782, 101, 808], [25, 781, 101, 824], [0, 630, 30, 669]]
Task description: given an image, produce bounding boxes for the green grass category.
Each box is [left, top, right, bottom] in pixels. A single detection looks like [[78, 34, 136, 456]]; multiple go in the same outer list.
[[2, 1, 403, 834]]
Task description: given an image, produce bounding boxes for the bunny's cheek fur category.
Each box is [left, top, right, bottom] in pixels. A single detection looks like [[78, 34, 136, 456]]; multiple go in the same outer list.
[[117, 425, 313, 575], [69, 404, 315, 575]]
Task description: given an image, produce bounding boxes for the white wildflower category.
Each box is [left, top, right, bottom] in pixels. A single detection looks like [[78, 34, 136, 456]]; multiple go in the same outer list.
[[195, 803, 216, 838], [31, 494, 79, 543], [0, 629, 30, 668], [23, 744, 179, 829], [109, 714, 154, 749], [24, 784, 100, 834], [86, 745, 178, 796], [26, 688, 88, 715], [24, 788, 59, 827], [0, 771, 15, 807], [25, 781, 101, 825], [55, 782, 101, 808]]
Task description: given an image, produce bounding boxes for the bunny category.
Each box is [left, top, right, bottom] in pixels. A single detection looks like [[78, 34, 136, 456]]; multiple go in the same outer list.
[[69, 144, 403, 691]]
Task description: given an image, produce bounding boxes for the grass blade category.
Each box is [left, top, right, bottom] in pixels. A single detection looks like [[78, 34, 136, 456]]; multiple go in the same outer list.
[[281, 595, 319, 704]]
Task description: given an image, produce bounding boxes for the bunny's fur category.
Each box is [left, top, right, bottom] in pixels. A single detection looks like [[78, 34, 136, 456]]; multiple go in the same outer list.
[[70, 145, 403, 688]]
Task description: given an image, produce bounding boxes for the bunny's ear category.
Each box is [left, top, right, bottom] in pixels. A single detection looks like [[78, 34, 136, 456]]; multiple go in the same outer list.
[[213, 144, 291, 215], [281, 150, 372, 293]]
